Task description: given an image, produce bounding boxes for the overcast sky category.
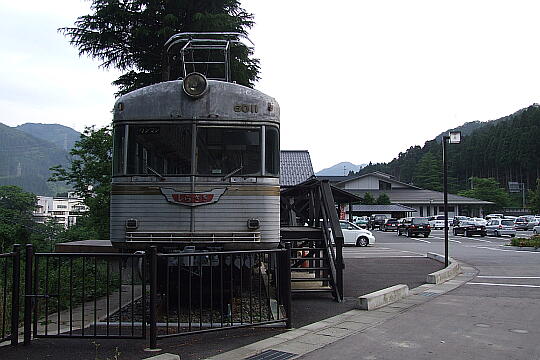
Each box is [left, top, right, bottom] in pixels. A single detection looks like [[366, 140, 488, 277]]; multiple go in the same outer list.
[[2, 1, 540, 172]]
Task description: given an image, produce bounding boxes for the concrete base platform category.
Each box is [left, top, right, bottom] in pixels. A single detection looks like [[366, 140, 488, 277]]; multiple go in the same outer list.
[[55, 240, 119, 253]]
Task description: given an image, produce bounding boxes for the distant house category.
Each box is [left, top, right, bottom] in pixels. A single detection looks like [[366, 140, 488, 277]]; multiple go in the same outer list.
[[317, 171, 492, 218]]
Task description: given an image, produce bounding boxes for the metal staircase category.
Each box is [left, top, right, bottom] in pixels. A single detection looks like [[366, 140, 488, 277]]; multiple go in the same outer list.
[[280, 180, 346, 302]]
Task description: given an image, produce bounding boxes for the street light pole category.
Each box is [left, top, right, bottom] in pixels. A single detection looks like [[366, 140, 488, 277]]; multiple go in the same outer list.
[[443, 136, 449, 267], [443, 131, 461, 268]]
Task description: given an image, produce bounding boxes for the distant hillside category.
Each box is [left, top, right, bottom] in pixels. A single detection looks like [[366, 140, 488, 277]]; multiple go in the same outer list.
[[434, 107, 527, 143], [358, 104, 540, 193], [0, 123, 72, 196], [316, 162, 366, 176], [16, 123, 81, 151]]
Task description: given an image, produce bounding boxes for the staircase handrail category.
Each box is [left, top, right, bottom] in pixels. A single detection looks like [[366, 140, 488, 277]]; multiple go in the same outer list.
[[319, 181, 343, 301]]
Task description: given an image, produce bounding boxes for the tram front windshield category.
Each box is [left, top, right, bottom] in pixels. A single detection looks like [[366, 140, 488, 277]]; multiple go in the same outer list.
[[114, 124, 278, 177]]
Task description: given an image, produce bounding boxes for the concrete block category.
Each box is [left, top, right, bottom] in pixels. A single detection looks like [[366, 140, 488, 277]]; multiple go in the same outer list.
[[426, 253, 462, 284], [143, 353, 180, 360], [357, 284, 409, 310]]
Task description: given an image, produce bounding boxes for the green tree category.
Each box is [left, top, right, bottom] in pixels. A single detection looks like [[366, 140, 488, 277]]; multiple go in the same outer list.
[[458, 177, 510, 212], [376, 193, 391, 205], [0, 186, 37, 252], [412, 152, 442, 191], [50, 126, 112, 239], [362, 192, 375, 205], [59, 0, 259, 95], [528, 179, 540, 214]]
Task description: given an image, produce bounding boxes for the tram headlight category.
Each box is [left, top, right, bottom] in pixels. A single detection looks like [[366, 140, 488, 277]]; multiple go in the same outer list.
[[125, 218, 138, 230], [182, 72, 208, 98], [247, 218, 260, 230]]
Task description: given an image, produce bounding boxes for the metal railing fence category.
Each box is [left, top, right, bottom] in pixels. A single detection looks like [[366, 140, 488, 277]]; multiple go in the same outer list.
[[0, 244, 21, 346], [25, 245, 146, 342], [148, 245, 291, 348], [2, 244, 291, 350]]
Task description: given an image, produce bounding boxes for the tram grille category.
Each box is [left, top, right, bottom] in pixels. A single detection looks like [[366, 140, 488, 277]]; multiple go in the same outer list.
[[125, 231, 261, 242]]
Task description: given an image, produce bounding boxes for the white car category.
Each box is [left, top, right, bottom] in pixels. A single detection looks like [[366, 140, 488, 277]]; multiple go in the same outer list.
[[470, 217, 487, 226], [429, 215, 446, 230], [339, 220, 376, 247], [485, 218, 516, 237], [533, 225, 540, 235]]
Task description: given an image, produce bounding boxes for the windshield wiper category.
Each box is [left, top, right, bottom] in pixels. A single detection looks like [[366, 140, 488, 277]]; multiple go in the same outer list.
[[147, 166, 165, 180], [221, 166, 243, 181]]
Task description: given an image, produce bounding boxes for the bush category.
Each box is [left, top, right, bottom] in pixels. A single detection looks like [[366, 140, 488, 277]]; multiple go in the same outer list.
[[510, 236, 540, 249]]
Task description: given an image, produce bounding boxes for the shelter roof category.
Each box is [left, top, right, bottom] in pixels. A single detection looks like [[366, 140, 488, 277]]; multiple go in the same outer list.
[[351, 204, 417, 212], [346, 188, 493, 205], [280, 150, 315, 187]]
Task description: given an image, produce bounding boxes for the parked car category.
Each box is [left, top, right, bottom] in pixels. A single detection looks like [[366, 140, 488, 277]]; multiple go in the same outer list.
[[428, 215, 446, 230], [485, 213, 504, 220], [452, 216, 469, 227], [470, 217, 488, 226], [397, 217, 431, 237], [354, 216, 369, 229], [369, 214, 388, 230], [533, 225, 540, 235], [513, 217, 529, 231], [526, 217, 540, 230], [485, 218, 516, 237], [452, 220, 486, 237], [380, 218, 399, 232], [339, 220, 376, 247]]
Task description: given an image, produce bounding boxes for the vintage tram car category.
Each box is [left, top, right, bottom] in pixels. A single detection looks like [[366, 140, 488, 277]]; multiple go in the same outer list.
[[110, 33, 280, 251]]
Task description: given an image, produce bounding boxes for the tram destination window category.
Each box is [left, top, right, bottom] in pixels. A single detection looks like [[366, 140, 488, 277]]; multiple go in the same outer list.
[[113, 125, 126, 175], [197, 127, 261, 176], [265, 126, 279, 176], [125, 124, 192, 175]]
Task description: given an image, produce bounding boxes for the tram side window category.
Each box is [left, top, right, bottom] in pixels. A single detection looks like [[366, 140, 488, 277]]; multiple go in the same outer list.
[[126, 124, 191, 175], [265, 127, 280, 176], [113, 125, 126, 176], [197, 127, 261, 176]]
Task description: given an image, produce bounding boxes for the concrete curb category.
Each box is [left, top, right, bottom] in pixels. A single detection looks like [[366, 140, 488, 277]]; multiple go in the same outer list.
[[426, 252, 462, 284], [357, 284, 409, 310], [143, 353, 180, 360]]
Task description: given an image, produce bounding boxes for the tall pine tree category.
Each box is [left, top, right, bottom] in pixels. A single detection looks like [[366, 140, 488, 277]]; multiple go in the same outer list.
[[59, 0, 260, 95]]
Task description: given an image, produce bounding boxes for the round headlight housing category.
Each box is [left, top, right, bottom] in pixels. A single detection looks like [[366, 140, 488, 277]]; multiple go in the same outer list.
[[182, 72, 208, 98]]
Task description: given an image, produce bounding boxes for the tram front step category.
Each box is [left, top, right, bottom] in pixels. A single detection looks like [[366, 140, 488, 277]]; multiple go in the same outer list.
[[291, 277, 331, 282], [291, 267, 330, 271], [291, 257, 326, 261], [291, 288, 334, 293]]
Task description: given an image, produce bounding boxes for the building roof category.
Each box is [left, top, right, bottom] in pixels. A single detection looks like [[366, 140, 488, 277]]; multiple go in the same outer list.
[[336, 171, 422, 189], [280, 150, 315, 187], [351, 204, 417, 212], [346, 188, 493, 205], [316, 175, 356, 183]]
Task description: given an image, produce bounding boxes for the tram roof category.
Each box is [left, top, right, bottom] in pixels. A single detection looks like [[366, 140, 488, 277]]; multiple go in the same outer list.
[[113, 80, 279, 124]]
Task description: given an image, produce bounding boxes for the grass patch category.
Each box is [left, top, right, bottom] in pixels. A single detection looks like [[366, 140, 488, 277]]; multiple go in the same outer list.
[[510, 236, 540, 249]]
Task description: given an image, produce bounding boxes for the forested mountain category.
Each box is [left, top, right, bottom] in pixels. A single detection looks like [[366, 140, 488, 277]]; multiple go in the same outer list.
[[434, 107, 527, 143], [16, 123, 80, 151], [357, 105, 540, 194], [316, 162, 367, 176], [0, 123, 73, 196]]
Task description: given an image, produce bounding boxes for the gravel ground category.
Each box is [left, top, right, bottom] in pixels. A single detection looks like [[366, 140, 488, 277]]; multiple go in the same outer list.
[[108, 272, 275, 327]]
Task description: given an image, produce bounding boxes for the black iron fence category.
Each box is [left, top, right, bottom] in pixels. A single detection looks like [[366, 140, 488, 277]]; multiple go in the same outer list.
[[148, 246, 291, 348], [27, 247, 146, 341], [0, 245, 20, 346], [2, 243, 291, 349]]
